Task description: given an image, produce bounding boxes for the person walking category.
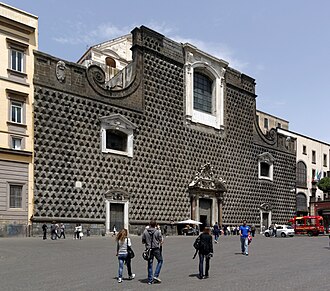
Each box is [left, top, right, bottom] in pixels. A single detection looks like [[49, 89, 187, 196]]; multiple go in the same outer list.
[[74, 224, 79, 239], [42, 223, 47, 240], [197, 226, 213, 279], [273, 223, 277, 237], [59, 223, 66, 239], [251, 223, 256, 237], [163, 225, 168, 237], [77, 224, 83, 239], [213, 222, 220, 243], [50, 221, 58, 240], [239, 220, 251, 256], [269, 224, 274, 237], [142, 220, 163, 285], [116, 229, 135, 283]]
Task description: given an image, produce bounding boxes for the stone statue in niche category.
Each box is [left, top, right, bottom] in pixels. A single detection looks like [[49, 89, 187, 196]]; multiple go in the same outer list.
[[56, 61, 66, 83]]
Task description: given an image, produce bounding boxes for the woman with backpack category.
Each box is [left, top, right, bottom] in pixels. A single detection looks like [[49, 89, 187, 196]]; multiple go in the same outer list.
[[196, 226, 213, 279], [116, 229, 135, 283]]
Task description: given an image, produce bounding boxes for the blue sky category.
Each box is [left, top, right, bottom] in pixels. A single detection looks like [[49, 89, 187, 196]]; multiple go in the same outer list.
[[4, 0, 330, 143]]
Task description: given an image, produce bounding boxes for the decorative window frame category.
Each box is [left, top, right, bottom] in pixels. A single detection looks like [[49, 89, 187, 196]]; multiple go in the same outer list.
[[183, 43, 227, 130], [6, 38, 28, 79], [10, 100, 23, 124], [100, 114, 136, 157], [258, 152, 274, 181], [10, 135, 24, 150], [8, 183, 25, 210], [7, 89, 28, 128]]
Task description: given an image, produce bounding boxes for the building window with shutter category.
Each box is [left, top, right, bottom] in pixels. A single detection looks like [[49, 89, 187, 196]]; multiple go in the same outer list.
[[9, 185, 23, 208]]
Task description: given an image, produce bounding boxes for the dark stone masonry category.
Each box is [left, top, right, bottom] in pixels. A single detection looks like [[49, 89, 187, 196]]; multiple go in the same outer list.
[[32, 26, 296, 235]]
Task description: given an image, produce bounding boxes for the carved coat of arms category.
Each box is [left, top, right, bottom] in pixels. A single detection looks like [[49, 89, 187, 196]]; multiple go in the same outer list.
[[56, 61, 66, 83]]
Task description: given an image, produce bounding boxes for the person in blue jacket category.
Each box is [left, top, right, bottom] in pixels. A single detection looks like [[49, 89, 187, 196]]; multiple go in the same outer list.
[[239, 220, 251, 256]]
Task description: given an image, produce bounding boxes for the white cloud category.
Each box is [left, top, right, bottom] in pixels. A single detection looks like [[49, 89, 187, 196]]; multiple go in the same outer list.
[[171, 35, 249, 71], [52, 21, 175, 46], [53, 22, 131, 46], [52, 21, 248, 71]]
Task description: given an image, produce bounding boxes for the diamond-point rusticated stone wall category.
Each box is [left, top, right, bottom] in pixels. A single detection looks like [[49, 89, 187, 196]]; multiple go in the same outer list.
[[32, 26, 296, 234]]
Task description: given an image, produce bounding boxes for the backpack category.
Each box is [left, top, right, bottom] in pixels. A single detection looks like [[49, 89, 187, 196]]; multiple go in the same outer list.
[[193, 235, 201, 250], [192, 235, 201, 259]]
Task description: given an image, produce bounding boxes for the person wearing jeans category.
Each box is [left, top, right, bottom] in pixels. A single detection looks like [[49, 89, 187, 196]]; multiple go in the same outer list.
[[197, 227, 213, 279], [142, 220, 163, 285], [213, 222, 220, 243], [239, 220, 251, 256], [116, 229, 135, 283], [148, 248, 163, 283]]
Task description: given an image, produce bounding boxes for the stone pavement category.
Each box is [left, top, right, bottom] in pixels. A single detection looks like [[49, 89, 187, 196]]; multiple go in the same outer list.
[[0, 234, 329, 291]]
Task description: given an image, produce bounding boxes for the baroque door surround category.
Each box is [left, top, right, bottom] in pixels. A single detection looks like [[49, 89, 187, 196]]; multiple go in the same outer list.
[[104, 188, 129, 234], [189, 163, 227, 226]]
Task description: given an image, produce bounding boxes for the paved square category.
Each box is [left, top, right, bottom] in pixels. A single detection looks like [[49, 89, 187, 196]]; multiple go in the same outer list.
[[0, 234, 329, 291]]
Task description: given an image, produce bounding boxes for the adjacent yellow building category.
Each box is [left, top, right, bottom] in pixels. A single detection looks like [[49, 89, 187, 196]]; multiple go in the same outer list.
[[0, 2, 38, 236]]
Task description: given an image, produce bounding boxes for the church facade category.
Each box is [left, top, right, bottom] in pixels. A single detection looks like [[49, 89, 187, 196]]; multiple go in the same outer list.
[[32, 26, 296, 234]]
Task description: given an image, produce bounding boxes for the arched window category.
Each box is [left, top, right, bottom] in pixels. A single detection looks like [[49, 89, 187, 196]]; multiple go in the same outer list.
[[193, 72, 213, 114], [296, 193, 307, 212], [296, 161, 307, 188], [105, 57, 116, 68], [184, 43, 226, 130]]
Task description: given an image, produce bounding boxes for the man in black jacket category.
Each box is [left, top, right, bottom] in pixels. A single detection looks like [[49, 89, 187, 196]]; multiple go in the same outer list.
[[198, 226, 213, 279]]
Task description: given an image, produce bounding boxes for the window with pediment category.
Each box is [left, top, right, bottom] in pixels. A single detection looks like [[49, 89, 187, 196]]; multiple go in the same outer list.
[[100, 114, 136, 157], [258, 152, 274, 181]]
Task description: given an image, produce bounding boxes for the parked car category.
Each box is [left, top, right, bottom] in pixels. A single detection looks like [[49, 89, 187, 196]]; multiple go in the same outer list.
[[264, 225, 295, 237]]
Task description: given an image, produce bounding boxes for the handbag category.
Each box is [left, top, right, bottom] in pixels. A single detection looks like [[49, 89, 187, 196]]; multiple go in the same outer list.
[[142, 231, 154, 261], [126, 238, 135, 259], [248, 235, 252, 245], [142, 248, 151, 261]]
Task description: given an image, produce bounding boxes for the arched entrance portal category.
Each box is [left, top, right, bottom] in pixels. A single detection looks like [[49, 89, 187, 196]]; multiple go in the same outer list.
[[105, 189, 129, 234], [188, 163, 227, 230]]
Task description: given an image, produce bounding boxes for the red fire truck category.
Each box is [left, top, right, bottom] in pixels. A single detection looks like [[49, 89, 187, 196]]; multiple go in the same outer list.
[[289, 216, 325, 236]]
